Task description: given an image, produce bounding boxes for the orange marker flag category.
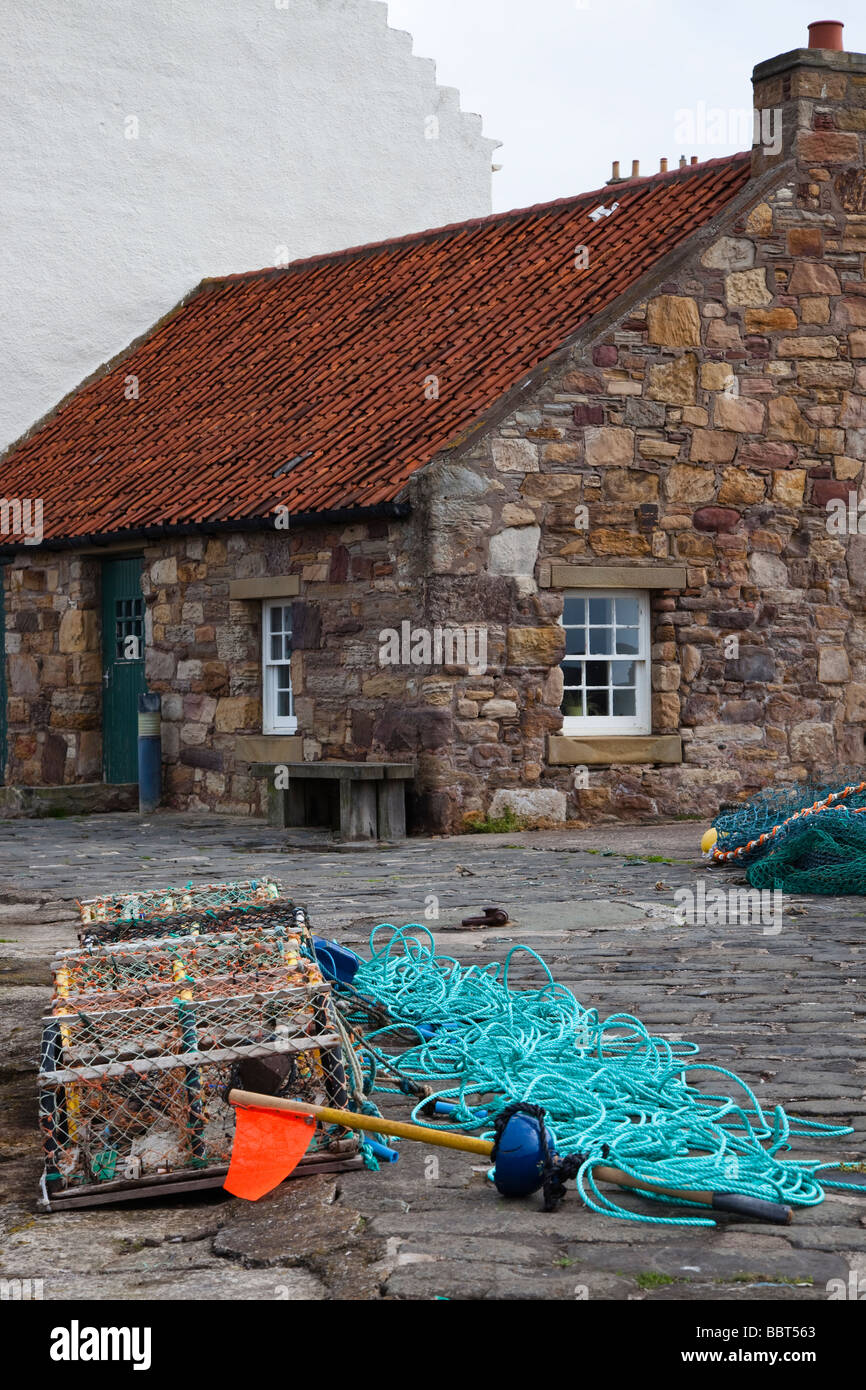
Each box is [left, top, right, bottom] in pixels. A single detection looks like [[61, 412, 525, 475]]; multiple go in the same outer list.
[[224, 1104, 316, 1201]]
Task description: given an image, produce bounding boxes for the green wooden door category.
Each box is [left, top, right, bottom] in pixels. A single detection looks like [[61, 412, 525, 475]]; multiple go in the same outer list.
[[0, 571, 6, 786], [101, 556, 146, 784]]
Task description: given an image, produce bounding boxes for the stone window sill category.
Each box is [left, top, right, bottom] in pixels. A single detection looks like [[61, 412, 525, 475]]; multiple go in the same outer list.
[[236, 734, 303, 763], [548, 734, 683, 766]]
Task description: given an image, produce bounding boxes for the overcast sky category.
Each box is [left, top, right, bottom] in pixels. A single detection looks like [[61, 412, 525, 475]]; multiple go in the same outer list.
[[386, 0, 865, 212]]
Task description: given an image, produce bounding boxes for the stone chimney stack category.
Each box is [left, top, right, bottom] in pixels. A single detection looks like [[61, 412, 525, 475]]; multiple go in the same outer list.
[[752, 20, 866, 180]]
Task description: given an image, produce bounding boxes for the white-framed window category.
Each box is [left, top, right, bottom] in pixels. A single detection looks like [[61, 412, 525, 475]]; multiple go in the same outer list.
[[560, 590, 651, 735], [262, 600, 297, 734]]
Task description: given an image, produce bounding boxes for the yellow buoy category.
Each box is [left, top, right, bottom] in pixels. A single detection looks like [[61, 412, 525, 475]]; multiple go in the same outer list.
[[701, 827, 718, 854]]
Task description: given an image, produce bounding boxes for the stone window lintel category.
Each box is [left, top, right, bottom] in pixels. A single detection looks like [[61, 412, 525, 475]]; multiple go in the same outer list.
[[545, 564, 688, 591], [229, 576, 300, 600]]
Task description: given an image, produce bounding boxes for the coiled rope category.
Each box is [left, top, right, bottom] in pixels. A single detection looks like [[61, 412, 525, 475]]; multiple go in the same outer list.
[[340, 924, 862, 1227]]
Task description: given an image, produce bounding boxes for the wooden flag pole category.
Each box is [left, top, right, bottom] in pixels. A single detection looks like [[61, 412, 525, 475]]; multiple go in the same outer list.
[[227, 1090, 793, 1222]]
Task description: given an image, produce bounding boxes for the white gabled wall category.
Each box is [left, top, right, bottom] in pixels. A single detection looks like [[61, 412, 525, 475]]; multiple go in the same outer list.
[[0, 0, 497, 448]]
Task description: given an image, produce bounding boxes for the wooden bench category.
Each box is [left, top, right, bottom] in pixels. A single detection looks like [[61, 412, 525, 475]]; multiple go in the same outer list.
[[252, 762, 415, 842]]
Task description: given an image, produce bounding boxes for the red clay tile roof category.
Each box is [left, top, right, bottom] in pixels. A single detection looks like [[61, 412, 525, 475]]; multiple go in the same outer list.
[[2, 153, 752, 544]]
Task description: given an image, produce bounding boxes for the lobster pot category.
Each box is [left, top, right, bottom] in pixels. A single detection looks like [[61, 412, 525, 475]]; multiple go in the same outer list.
[[78, 898, 314, 948], [38, 983, 358, 1211], [77, 879, 284, 938], [53, 924, 318, 1011]]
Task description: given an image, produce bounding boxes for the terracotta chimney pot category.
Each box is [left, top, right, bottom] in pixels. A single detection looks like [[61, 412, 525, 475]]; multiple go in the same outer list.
[[808, 20, 844, 51]]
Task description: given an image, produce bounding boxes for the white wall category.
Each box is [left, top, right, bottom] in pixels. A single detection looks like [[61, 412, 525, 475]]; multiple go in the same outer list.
[[0, 0, 497, 449]]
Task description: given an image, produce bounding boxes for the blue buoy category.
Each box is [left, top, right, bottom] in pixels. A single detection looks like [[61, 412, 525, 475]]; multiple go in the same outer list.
[[492, 1112, 555, 1198], [312, 937, 362, 985]]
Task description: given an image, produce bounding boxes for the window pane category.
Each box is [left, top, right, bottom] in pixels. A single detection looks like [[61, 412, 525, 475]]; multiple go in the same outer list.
[[589, 626, 613, 655], [616, 628, 639, 655], [615, 597, 639, 627], [275, 665, 293, 719], [562, 596, 585, 627], [266, 599, 293, 667], [613, 688, 637, 717], [269, 604, 292, 636], [586, 688, 609, 717], [560, 591, 646, 726]]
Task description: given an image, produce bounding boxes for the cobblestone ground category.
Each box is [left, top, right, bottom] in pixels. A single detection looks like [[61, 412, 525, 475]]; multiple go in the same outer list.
[[0, 811, 864, 1301]]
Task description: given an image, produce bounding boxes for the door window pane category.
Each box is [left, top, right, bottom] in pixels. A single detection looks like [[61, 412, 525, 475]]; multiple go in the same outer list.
[[114, 596, 143, 660]]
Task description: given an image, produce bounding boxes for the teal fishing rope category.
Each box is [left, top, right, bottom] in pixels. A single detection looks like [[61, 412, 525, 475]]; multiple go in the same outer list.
[[343, 924, 861, 1227]]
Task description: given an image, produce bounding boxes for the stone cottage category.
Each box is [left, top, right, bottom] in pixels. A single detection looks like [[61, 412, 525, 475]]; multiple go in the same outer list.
[[3, 22, 866, 835]]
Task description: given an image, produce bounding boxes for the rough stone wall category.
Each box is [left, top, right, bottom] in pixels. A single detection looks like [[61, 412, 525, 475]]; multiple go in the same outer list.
[[2, 553, 102, 786], [143, 534, 263, 815], [1, 520, 428, 814], [142, 518, 427, 816], [411, 155, 866, 829], [391, 458, 563, 832]]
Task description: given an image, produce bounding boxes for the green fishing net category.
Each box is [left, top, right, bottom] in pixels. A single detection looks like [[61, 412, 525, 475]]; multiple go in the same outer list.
[[711, 775, 866, 895]]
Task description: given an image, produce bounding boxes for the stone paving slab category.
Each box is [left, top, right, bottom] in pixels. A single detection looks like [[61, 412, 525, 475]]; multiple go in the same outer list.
[[0, 810, 863, 1302]]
